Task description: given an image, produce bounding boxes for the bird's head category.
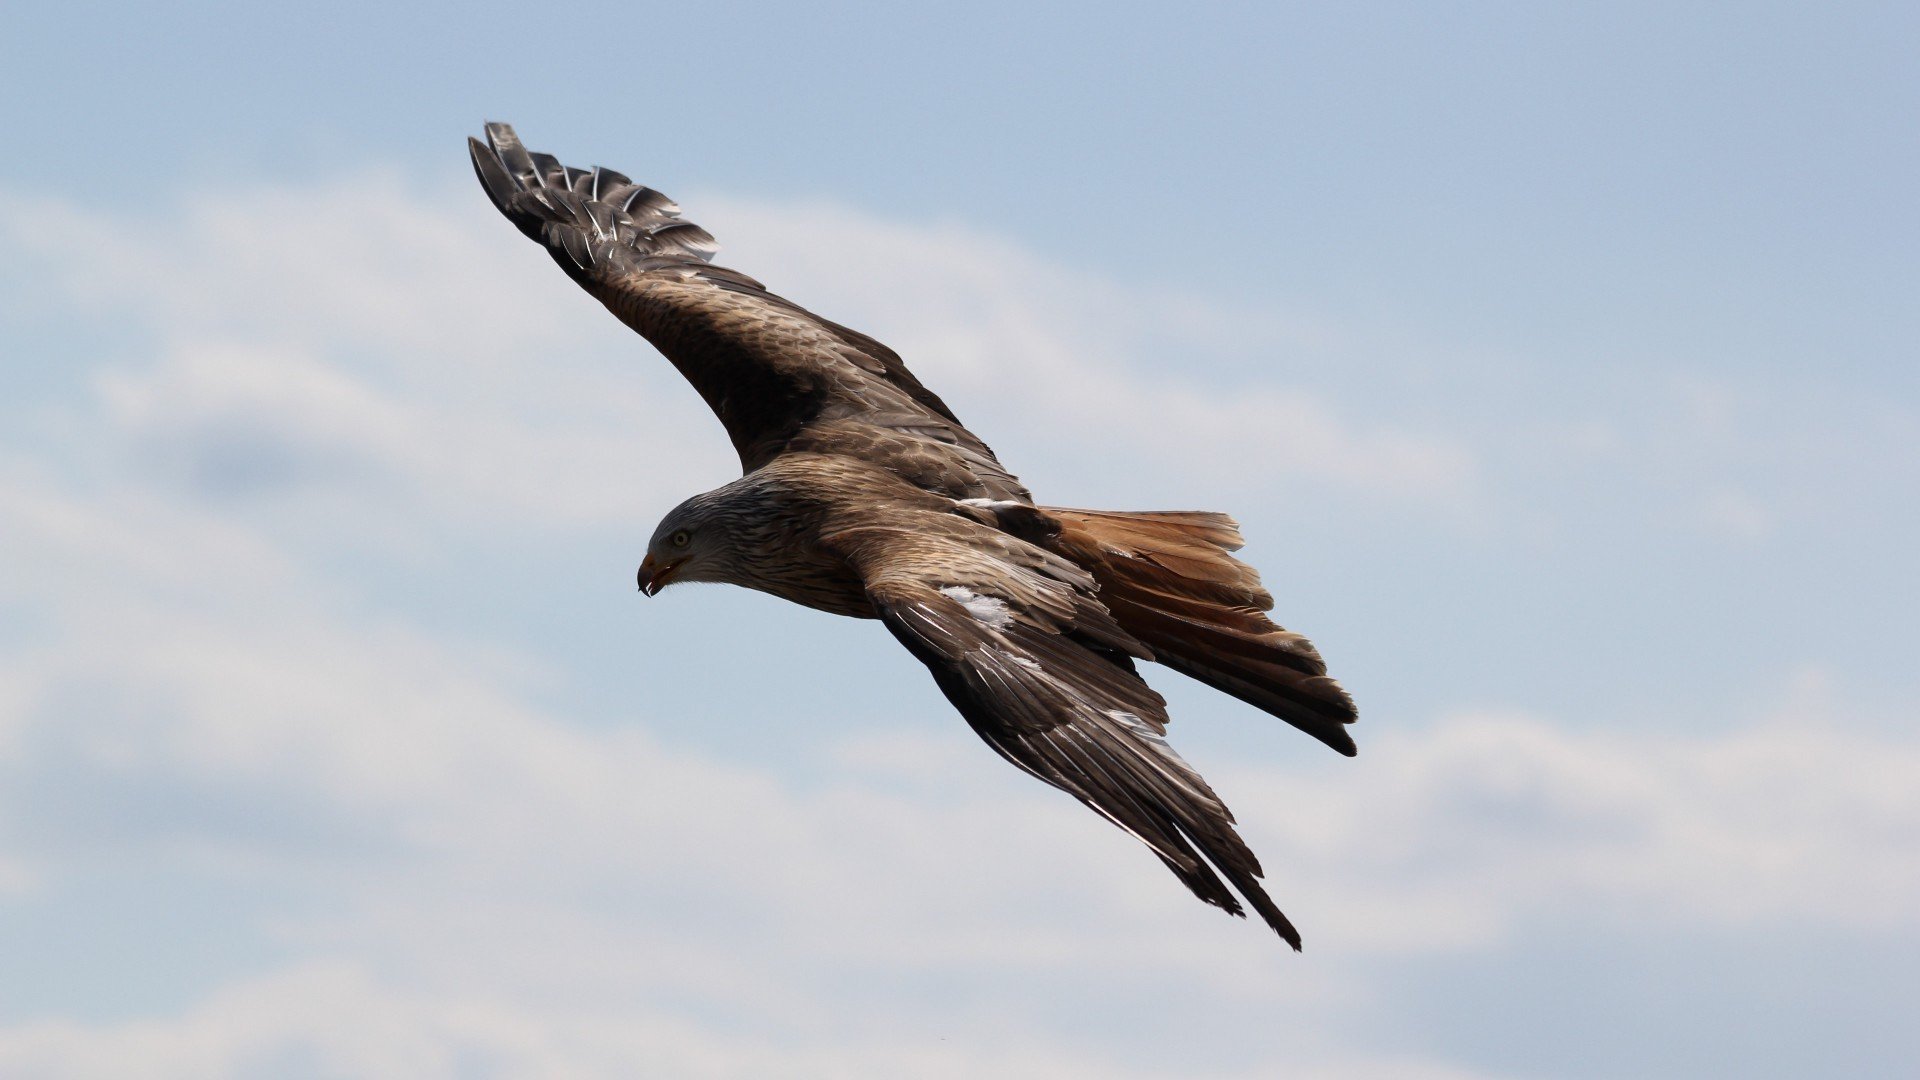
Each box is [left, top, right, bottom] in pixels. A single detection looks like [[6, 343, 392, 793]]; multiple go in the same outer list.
[[637, 469, 821, 598], [638, 495, 736, 596]]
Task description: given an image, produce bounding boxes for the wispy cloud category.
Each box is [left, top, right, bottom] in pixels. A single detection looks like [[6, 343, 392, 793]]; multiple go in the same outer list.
[[1, 172, 1915, 1078], [3, 178, 1481, 527], [694, 196, 1482, 505], [3, 431, 1914, 1076]]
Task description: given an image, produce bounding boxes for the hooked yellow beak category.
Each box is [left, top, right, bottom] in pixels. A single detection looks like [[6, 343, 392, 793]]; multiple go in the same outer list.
[[637, 553, 683, 596]]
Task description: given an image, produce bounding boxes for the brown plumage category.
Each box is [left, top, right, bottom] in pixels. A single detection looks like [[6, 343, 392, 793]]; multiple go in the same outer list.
[[472, 123, 1358, 949]]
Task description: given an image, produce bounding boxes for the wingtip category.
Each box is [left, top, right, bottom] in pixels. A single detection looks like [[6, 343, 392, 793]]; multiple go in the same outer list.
[[1255, 897, 1304, 949], [468, 131, 521, 217], [1237, 901, 1303, 950], [1262, 904, 1305, 950], [483, 120, 520, 151]]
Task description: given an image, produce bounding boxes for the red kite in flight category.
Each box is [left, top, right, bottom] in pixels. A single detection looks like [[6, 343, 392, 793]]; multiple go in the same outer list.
[[471, 123, 1357, 948]]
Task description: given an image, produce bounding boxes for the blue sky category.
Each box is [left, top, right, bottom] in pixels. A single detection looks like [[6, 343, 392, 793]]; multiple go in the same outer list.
[[2, 3, 1917, 1077]]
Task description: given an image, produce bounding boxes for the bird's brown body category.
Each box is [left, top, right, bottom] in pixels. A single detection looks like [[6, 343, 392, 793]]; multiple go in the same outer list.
[[472, 123, 1358, 948]]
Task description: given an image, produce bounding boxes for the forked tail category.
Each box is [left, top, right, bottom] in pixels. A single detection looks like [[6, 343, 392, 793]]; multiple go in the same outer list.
[[1044, 508, 1358, 755]]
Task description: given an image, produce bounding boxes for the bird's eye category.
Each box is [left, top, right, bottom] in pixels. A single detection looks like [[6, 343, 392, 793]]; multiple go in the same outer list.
[[669, 530, 692, 548]]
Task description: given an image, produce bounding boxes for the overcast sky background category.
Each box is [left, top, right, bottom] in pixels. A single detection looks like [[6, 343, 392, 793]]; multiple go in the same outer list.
[[2, 3, 1916, 1077]]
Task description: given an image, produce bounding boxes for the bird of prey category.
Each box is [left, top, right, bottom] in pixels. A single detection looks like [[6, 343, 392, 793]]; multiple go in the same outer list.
[[470, 123, 1357, 949]]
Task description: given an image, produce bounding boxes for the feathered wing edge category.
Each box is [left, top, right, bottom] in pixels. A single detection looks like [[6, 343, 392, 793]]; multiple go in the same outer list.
[[468, 121, 720, 278], [468, 122, 997, 472], [832, 520, 1304, 948], [878, 590, 1303, 949]]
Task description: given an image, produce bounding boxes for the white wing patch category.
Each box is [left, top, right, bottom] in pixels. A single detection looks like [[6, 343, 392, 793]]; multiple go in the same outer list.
[[1107, 709, 1166, 745], [938, 585, 1014, 630]]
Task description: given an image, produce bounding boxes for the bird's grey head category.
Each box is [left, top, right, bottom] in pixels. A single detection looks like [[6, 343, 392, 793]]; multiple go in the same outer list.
[[636, 477, 799, 596]]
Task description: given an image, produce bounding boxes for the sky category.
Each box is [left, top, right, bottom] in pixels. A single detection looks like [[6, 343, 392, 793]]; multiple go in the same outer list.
[[1, 2, 1917, 1077]]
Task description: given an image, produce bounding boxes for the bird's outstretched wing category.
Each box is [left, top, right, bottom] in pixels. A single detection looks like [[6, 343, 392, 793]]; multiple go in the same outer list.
[[823, 510, 1304, 948], [469, 122, 1026, 502]]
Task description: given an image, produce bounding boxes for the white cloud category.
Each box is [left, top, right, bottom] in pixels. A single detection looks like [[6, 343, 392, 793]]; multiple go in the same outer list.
[[6, 168, 1914, 552], [3, 170, 1917, 1078], [4, 179, 729, 531], [1236, 705, 1920, 954], [2, 178, 1478, 532], [85, 334, 715, 530], [3, 174, 576, 361], [5, 431, 1916, 1076], [695, 196, 1479, 504], [0, 454, 1420, 1076], [0, 961, 1517, 1080]]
